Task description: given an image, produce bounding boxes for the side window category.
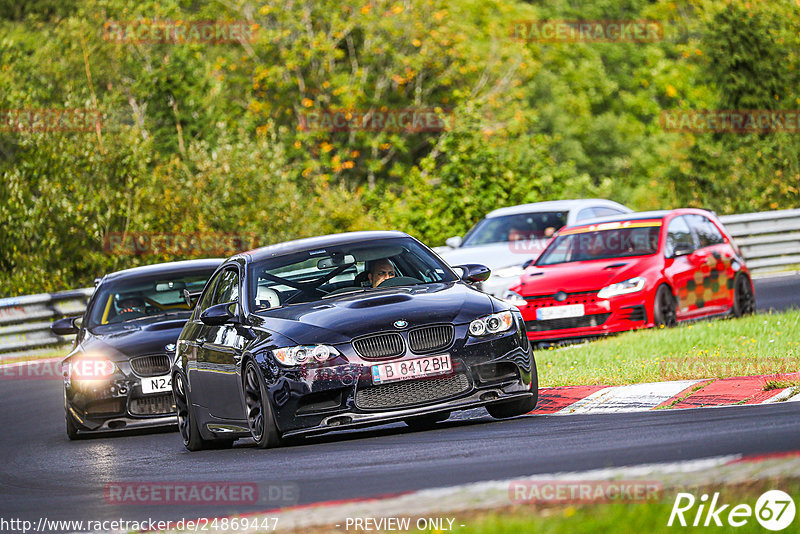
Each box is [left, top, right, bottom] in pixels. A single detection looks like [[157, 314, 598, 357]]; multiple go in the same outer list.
[[665, 216, 695, 257], [195, 271, 222, 316], [688, 215, 725, 248], [211, 268, 240, 306], [576, 208, 596, 221]]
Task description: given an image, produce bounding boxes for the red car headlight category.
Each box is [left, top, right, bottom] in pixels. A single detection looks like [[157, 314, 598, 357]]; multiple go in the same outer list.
[[597, 277, 646, 299]]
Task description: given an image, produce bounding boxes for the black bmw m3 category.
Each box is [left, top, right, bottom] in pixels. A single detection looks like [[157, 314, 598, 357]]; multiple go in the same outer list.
[[52, 259, 222, 438], [173, 231, 537, 451]]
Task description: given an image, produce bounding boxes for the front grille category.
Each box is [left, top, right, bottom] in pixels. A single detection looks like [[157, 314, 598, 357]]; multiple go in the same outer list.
[[86, 398, 124, 416], [355, 373, 470, 410], [353, 333, 405, 360], [525, 313, 611, 332], [129, 394, 175, 416], [524, 290, 598, 302], [408, 325, 454, 354], [130, 354, 171, 377]]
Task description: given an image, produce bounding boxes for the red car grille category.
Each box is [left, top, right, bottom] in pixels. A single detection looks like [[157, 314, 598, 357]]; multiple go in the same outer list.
[[525, 313, 611, 332], [620, 305, 647, 322], [523, 290, 599, 308]]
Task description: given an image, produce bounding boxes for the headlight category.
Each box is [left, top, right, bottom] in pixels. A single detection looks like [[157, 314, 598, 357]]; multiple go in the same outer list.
[[597, 277, 646, 299], [469, 311, 514, 336], [501, 290, 527, 307], [67, 355, 117, 381], [274, 345, 340, 366]]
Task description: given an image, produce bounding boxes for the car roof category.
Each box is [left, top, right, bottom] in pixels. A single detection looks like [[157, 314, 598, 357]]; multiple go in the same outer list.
[[560, 208, 718, 229], [243, 231, 410, 262], [484, 199, 631, 218], [103, 259, 225, 282]]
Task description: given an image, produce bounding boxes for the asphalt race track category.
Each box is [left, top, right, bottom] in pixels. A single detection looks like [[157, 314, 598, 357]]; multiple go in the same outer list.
[[0, 274, 798, 529], [753, 273, 800, 312]]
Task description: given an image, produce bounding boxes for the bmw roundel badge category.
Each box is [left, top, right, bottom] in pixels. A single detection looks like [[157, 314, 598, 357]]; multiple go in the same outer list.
[[393, 320, 408, 329]]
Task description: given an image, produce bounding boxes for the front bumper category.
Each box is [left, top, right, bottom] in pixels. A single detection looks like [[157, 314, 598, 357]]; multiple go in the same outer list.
[[263, 328, 535, 434], [65, 373, 176, 432], [283, 389, 533, 438], [519, 291, 651, 342]]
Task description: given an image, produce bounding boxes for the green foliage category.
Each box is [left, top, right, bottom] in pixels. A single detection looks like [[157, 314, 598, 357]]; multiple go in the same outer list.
[[1, 0, 799, 295]]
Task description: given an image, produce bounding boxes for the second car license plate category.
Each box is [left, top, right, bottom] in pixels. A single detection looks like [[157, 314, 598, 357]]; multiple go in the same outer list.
[[372, 354, 451, 385], [141, 374, 172, 395], [536, 304, 585, 321]]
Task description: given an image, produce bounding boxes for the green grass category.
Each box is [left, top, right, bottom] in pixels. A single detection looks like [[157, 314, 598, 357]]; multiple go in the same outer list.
[[537, 310, 800, 387], [440, 479, 800, 534]]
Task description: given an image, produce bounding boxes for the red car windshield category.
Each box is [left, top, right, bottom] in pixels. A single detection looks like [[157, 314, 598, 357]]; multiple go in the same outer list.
[[536, 221, 662, 265]]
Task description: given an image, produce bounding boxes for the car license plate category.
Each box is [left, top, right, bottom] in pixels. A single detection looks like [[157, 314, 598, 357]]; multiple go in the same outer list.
[[372, 354, 451, 385], [141, 374, 172, 395], [536, 304, 585, 321]]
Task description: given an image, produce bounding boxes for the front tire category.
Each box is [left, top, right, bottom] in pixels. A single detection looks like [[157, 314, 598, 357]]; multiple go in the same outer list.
[[244, 361, 282, 449], [173, 372, 231, 451], [653, 284, 677, 327], [487, 394, 536, 419], [65, 409, 81, 440], [732, 273, 755, 317], [487, 355, 538, 419]]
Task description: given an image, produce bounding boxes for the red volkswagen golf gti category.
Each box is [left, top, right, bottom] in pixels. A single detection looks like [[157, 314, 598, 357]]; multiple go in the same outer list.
[[504, 209, 755, 342]]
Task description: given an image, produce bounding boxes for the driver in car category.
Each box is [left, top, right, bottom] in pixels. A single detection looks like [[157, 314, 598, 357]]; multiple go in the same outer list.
[[368, 258, 396, 287], [117, 295, 145, 315]]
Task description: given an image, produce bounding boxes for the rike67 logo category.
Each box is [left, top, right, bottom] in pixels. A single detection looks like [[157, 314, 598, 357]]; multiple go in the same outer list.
[[668, 490, 796, 531]]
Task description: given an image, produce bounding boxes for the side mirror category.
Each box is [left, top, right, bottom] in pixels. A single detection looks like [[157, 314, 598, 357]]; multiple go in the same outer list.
[[522, 258, 535, 269], [454, 264, 491, 283], [200, 302, 239, 326], [445, 236, 462, 249], [672, 244, 694, 258], [51, 317, 79, 335]]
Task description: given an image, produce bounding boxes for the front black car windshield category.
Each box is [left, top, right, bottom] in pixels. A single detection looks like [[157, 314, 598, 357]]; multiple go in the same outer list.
[[461, 211, 568, 247], [87, 271, 213, 329], [248, 237, 457, 311], [536, 222, 662, 265]]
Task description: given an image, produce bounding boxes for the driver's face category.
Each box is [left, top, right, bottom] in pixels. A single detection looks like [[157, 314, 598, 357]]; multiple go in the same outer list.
[[368, 260, 396, 288]]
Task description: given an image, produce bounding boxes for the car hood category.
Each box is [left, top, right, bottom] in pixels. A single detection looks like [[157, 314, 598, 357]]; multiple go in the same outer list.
[[437, 241, 546, 271], [514, 257, 654, 295], [72, 316, 190, 362], [250, 282, 495, 345]]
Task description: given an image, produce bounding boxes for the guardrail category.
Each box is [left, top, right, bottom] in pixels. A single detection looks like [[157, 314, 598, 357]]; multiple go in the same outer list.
[[719, 208, 800, 273], [0, 208, 797, 357], [0, 288, 93, 358]]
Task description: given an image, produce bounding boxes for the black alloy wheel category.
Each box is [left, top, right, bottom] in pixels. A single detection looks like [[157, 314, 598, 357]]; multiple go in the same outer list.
[[244, 360, 281, 449], [654, 284, 677, 327]]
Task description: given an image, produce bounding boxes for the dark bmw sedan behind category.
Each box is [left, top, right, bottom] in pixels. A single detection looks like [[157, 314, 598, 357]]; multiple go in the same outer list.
[[52, 259, 222, 438], [173, 231, 537, 451]]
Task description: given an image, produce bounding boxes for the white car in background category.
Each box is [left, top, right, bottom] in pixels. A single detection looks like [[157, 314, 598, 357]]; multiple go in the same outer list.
[[436, 199, 633, 297]]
